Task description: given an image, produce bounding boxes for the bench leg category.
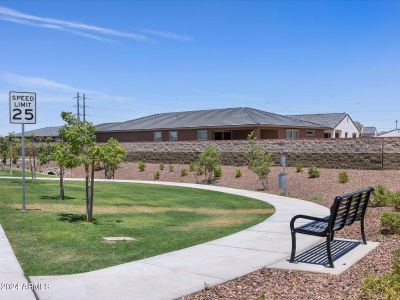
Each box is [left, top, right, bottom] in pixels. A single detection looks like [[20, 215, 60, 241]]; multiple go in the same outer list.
[[361, 219, 367, 244], [289, 231, 296, 263], [326, 235, 334, 268], [330, 231, 335, 242]]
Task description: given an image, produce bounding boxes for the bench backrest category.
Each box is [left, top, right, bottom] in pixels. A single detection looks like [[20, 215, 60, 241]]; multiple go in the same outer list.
[[328, 187, 374, 232]]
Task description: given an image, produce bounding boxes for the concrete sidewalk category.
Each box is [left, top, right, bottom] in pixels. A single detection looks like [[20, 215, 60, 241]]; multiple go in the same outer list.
[[24, 180, 329, 300], [0, 225, 36, 300], [0, 178, 374, 300]]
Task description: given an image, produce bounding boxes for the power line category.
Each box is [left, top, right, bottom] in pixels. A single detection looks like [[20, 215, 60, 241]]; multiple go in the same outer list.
[[73, 92, 81, 121], [82, 93, 86, 123], [73, 92, 89, 122]]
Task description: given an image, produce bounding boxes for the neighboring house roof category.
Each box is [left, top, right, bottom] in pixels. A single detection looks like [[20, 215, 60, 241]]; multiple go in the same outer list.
[[362, 126, 377, 136], [16, 126, 60, 137], [378, 129, 400, 137], [95, 107, 328, 132], [285, 113, 348, 129], [95, 122, 122, 131], [354, 121, 363, 132]]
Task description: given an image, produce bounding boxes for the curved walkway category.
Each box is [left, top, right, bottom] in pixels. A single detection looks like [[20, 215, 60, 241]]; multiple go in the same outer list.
[[1, 178, 329, 300]]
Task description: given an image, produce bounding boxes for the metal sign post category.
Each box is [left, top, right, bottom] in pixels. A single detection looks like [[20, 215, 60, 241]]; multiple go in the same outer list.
[[279, 153, 287, 196], [9, 91, 37, 210]]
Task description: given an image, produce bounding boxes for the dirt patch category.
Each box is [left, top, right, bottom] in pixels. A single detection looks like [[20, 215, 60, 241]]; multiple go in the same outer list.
[[7, 203, 273, 216], [172, 215, 257, 231]]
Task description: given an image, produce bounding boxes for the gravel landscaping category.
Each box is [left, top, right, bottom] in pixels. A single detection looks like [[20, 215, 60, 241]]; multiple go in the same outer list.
[[38, 162, 400, 299], [56, 162, 400, 206]]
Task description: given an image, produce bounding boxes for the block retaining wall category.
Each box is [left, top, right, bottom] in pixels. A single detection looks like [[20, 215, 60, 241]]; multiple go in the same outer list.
[[121, 138, 400, 170]]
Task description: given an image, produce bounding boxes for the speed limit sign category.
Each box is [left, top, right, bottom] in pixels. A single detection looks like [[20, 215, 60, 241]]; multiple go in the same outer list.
[[9, 91, 36, 124], [9, 91, 37, 211]]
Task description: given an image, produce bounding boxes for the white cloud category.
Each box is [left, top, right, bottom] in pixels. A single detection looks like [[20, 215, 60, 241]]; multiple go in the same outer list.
[[0, 71, 130, 103], [0, 6, 193, 43], [142, 29, 193, 42], [0, 72, 76, 92]]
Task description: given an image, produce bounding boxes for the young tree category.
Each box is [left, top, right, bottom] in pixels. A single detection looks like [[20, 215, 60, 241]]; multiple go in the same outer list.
[[26, 135, 39, 182], [58, 112, 97, 221], [246, 131, 273, 190], [197, 145, 222, 183], [5, 133, 20, 176], [99, 138, 126, 179], [0, 136, 7, 167], [38, 141, 79, 200]]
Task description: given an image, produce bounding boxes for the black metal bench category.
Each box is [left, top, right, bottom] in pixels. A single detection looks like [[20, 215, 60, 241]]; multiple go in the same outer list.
[[289, 187, 374, 268]]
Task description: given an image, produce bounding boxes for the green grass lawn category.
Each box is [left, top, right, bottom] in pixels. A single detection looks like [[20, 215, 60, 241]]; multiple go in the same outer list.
[[0, 168, 50, 178], [0, 178, 273, 276]]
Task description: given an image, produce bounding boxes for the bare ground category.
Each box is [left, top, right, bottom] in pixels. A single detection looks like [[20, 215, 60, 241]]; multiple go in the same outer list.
[[40, 162, 400, 299]]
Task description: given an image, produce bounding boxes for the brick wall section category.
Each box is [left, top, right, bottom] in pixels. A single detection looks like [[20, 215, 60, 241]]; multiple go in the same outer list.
[[121, 138, 400, 170], [96, 128, 326, 142]]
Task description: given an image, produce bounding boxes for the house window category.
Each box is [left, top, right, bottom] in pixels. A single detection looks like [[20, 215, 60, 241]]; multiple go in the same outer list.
[[286, 129, 299, 139], [153, 131, 162, 142], [306, 130, 315, 136], [345, 132, 348, 138], [214, 131, 232, 140], [324, 133, 331, 138], [352, 133, 357, 138], [169, 131, 178, 141], [197, 130, 207, 141]]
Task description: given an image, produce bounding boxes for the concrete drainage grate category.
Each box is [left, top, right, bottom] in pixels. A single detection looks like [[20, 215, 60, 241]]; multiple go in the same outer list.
[[102, 237, 137, 243]]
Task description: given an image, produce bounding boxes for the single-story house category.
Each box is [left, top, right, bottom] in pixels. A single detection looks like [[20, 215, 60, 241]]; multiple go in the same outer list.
[[286, 113, 360, 138], [15, 126, 60, 140], [95, 107, 329, 142], [378, 129, 400, 137], [361, 126, 378, 137]]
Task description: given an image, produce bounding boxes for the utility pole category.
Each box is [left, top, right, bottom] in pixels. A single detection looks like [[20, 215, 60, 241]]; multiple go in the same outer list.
[[396, 120, 398, 130], [74, 92, 81, 121], [82, 93, 86, 123]]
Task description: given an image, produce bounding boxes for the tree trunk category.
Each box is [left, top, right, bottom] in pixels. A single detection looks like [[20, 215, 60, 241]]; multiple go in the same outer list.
[[33, 155, 37, 182], [86, 161, 95, 222], [59, 166, 65, 200], [89, 161, 95, 220], [29, 151, 34, 182], [85, 164, 91, 221], [9, 158, 12, 176], [260, 176, 268, 191]]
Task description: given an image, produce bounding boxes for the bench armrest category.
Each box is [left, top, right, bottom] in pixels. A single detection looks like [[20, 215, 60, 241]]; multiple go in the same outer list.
[[290, 215, 329, 231]]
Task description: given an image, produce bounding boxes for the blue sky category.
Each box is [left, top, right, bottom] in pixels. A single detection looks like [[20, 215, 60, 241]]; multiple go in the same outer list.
[[0, 0, 399, 135]]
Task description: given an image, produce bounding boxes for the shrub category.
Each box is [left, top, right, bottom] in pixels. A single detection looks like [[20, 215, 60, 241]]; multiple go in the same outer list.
[[154, 171, 160, 180], [138, 161, 146, 172], [235, 168, 242, 178], [371, 184, 391, 207], [390, 192, 400, 211], [381, 212, 400, 235], [214, 165, 223, 178], [308, 166, 320, 178], [189, 162, 196, 172], [197, 145, 221, 183], [361, 272, 400, 299], [180, 169, 188, 177], [295, 162, 303, 173], [159, 162, 164, 171], [246, 132, 273, 190], [168, 164, 174, 172], [338, 171, 349, 184], [312, 194, 323, 202], [360, 251, 400, 299], [196, 165, 204, 176]]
